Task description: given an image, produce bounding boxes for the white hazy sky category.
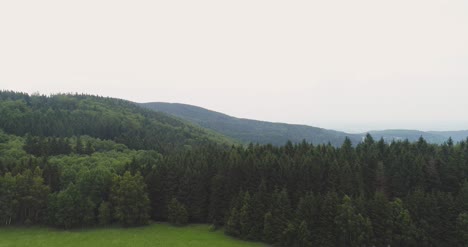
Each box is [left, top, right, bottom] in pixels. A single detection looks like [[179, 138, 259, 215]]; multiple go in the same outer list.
[[1, 0, 467, 132]]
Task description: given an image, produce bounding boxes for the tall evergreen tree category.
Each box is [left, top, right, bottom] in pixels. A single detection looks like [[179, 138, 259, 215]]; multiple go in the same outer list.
[[335, 195, 373, 247], [249, 179, 269, 240], [239, 192, 254, 239], [226, 207, 241, 237], [389, 198, 417, 246], [316, 191, 339, 247], [456, 213, 468, 246], [369, 192, 392, 246]]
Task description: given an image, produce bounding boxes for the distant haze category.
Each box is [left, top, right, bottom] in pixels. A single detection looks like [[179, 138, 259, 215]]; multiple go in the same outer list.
[[1, 0, 467, 132]]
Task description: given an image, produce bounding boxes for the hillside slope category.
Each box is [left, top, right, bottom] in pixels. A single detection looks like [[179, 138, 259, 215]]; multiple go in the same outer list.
[[0, 91, 233, 154], [140, 102, 362, 146], [141, 102, 468, 145], [428, 130, 468, 143]]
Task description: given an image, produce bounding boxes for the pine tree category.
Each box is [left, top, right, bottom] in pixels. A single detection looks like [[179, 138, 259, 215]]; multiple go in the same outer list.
[[335, 195, 373, 247], [226, 207, 241, 237], [456, 213, 468, 246], [316, 191, 339, 247], [296, 193, 318, 237], [265, 188, 293, 245], [296, 220, 312, 247], [281, 222, 297, 247], [239, 192, 255, 239], [263, 212, 274, 243], [208, 174, 226, 227], [249, 179, 269, 240], [369, 192, 392, 246], [389, 198, 417, 246]]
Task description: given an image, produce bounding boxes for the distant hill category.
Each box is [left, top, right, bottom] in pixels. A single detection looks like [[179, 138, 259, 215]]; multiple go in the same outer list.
[[0, 91, 234, 154], [141, 102, 468, 146], [427, 130, 468, 143], [366, 129, 448, 143], [366, 129, 468, 144], [140, 102, 362, 146]]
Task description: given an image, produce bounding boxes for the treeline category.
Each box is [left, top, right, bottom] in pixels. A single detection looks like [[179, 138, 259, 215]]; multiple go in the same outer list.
[[0, 91, 232, 154], [145, 137, 468, 246], [23, 135, 95, 156], [0, 130, 467, 246], [0, 167, 149, 228]]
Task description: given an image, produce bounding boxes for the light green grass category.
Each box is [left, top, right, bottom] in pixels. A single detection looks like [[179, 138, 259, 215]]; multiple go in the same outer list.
[[0, 223, 267, 247]]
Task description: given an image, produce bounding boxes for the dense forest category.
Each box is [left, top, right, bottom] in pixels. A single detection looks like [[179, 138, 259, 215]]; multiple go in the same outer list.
[[0, 91, 467, 246], [0, 91, 233, 154]]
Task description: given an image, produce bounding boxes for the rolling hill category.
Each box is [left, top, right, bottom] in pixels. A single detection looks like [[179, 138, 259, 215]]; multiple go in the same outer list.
[[428, 130, 468, 142], [0, 91, 234, 154], [366, 129, 448, 143], [141, 102, 468, 146], [140, 102, 362, 146]]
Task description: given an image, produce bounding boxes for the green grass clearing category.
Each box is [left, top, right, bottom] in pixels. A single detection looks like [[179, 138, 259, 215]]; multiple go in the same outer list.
[[0, 223, 267, 247]]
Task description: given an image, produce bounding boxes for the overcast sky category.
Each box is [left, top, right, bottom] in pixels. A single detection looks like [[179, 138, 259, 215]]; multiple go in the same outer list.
[[1, 0, 467, 132]]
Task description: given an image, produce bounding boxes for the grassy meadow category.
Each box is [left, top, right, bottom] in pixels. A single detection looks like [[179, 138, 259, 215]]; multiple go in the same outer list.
[[0, 223, 267, 247]]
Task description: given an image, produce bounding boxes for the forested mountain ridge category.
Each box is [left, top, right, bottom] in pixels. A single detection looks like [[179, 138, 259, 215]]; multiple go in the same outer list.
[[428, 130, 468, 142], [140, 102, 362, 146], [0, 91, 234, 154], [141, 102, 468, 145]]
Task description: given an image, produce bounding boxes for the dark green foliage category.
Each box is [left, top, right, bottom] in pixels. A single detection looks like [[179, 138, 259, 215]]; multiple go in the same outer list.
[[262, 188, 293, 245], [296, 193, 318, 229], [280, 222, 297, 247], [316, 191, 339, 247], [239, 192, 255, 239], [48, 183, 95, 228], [0, 173, 16, 225], [335, 196, 373, 247], [110, 172, 150, 227], [456, 213, 468, 246], [226, 207, 241, 237], [15, 168, 50, 225], [98, 201, 111, 226], [262, 212, 274, 244], [75, 136, 84, 154], [248, 180, 269, 240], [208, 174, 227, 227], [167, 198, 188, 226], [389, 198, 417, 246], [296, 221, 312, 247], [0, 91, 233, 154], [368, 192, 392, 246], [24, 135, 72, 156]]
